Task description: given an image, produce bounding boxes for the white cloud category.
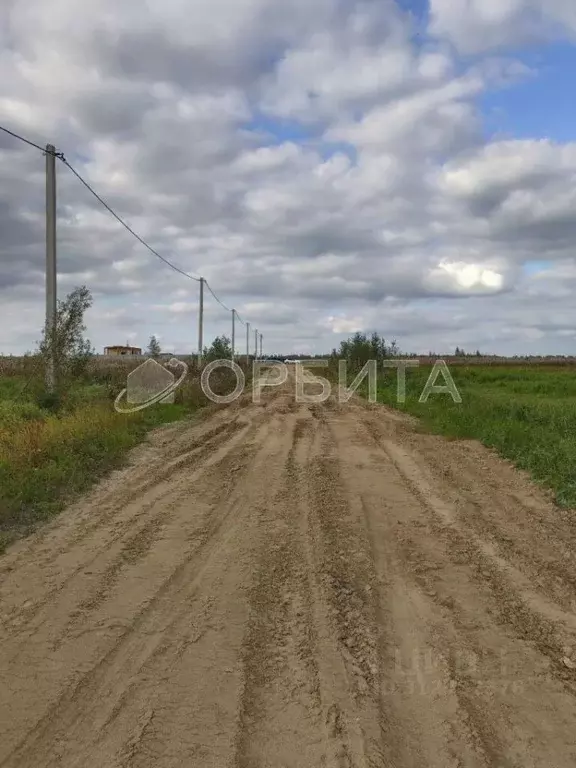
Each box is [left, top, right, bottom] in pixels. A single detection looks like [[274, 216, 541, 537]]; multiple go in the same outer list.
[[429, 0, 576, 53], [323, 315, 365, 334], [167, 302, 197, 314], [425, 261, 504, 294], [1, 0, 575, 356], [440, 140, 576, 196]]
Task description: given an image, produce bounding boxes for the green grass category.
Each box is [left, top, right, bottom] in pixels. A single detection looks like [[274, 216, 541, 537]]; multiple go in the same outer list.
[[0, 363, 248, 552], [0, 387, 196, 552], [370, 364, 576, 509], [0, 377, 30, 400]]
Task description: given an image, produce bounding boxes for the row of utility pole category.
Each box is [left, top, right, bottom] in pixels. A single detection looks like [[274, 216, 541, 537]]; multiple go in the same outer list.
[[43, 145, 264, 392], [195, 278, 263, 367]]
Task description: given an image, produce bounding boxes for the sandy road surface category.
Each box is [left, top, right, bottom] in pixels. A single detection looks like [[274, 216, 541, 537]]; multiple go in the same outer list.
[[1, 370, 576, 767]]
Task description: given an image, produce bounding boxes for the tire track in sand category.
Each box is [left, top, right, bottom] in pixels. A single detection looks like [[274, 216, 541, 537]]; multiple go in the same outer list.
[[2, 374, 576, 767]]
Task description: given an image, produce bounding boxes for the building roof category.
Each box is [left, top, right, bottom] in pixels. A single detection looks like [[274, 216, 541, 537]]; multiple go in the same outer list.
[[105, 345, 142, 350]]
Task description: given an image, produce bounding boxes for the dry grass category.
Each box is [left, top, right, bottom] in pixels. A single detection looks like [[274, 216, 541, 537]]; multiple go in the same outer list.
[[0, 359, 250, 552]]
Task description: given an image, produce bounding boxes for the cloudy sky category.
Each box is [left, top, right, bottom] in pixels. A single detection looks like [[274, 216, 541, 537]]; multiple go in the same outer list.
[[1, 0, 576, 356]]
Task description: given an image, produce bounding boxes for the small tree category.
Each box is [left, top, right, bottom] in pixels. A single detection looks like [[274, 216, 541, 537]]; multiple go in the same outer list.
[[203, 335, 232, 362], [148, 335, 161, 358], [39, 285, 94, 386], [333, 331, 396, 373]]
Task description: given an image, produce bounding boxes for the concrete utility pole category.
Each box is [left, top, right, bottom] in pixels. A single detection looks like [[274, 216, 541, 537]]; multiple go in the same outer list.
[[45, 144, 57, 393], [246, 322, 250, 367], [259, 333, 263, 359], [197, 277, 204, 367], [231, 309, 235, 362], [254, 328, 258, 360]]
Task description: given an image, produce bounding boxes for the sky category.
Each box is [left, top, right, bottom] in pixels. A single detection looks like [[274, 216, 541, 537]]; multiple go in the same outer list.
[[1, 0, 576, 357]]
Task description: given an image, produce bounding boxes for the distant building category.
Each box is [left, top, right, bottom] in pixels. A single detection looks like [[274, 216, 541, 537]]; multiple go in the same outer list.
[[104, 345, 142, 356]]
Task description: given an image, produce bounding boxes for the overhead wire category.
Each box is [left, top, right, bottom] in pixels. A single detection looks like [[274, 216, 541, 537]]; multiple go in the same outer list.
[[61, 158, 202, 283], [0, 124, 64, 158], [0, 123, 260, 342], [204, 280, 232, 313], [1, 124, 201, 283]]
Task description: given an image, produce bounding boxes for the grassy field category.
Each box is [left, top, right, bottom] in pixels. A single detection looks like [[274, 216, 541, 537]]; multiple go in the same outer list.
[[4, 355, 575, 552], [0, 356, 244, 552], [373, 363, 576, 509]]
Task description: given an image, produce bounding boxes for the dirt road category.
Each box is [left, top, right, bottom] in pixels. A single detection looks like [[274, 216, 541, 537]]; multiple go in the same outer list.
[[1, 372, 576, 767]]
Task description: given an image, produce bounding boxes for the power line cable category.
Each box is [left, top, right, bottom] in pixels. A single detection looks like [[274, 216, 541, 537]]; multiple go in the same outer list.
[[61, 157, 202, 283], [205, 280, 232, 313], [1, 126, 200, 283], [0, 124, 64, 158], [1, 124, 263, 339]]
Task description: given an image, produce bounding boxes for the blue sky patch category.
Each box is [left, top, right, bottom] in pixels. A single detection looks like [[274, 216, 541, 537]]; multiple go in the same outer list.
[[480, 43, 576, 143], [523, 260, 551, 275], [243, 112, 320, 146]]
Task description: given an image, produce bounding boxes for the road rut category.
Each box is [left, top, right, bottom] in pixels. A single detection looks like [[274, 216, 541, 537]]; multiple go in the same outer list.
[[1, 376, 576, 767]]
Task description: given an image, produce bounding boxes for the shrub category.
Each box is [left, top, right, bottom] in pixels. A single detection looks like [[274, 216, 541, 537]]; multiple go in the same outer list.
[[0, 400, 46, 428]]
